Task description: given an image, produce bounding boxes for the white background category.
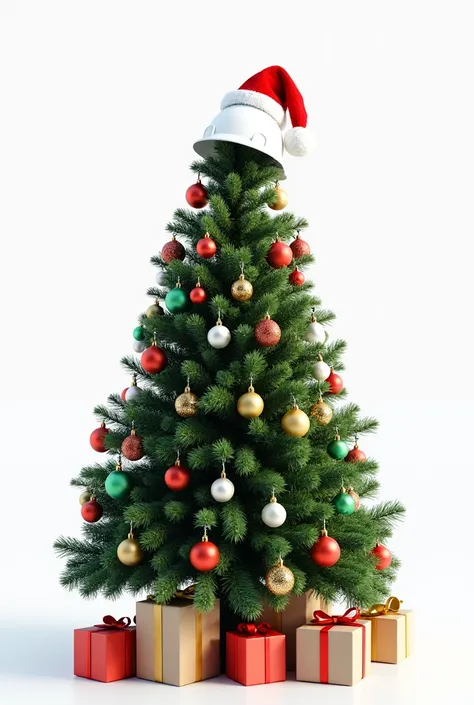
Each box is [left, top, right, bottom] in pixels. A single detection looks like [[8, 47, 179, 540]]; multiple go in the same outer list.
[[1, 1, 473, 703]]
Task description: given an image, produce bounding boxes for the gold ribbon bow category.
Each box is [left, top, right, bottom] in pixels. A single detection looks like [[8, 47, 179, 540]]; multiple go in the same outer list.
[[360, 596, 402, 617], [147, 584, 196, 604]]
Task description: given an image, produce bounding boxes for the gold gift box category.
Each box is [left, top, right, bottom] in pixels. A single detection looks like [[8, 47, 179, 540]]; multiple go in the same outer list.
[[136, 597, 220, 687], [369, 609, 414, 664], [260, 592, 331, 671]]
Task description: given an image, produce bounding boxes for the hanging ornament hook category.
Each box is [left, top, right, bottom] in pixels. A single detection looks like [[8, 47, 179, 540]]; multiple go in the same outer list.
[[128, 521, 134, 538], [176, 448, 180, 464], [202, 524, 210, 542], [292, 395, 298, 408], [240, 260, 245, 275], [217, 309, 222, 325], [221, 460, 226, 478]]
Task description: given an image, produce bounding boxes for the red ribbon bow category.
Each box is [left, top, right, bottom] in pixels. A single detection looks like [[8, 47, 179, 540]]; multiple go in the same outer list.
[[310, 607, 360, 626], [237, 622, 272, 635], [94, 615, 132, 629]]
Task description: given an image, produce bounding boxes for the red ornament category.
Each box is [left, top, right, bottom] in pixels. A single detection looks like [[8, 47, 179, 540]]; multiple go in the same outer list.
[[121, 429, 144, 461], [371, 543, 392, 570], [267, 240, 293, 269], [190, 284, 207, 304], [81, 497, 103, 523], [141, 342, 168, 374], [290, 233, 311, 258], [326, 369, 344, 395], [289, 267, 305, 286], [164, 461, 190, 491], [255, 315, 281, 347], [186, 178, 209, 208], [90, 422, 109, 453], [161, 235, 185, 263], [121, 388, 128, 401], [196, 233, 216, 259], [310, 529, 341, 567], [190, 539, 220, 571], [345, 444, 367, 463]]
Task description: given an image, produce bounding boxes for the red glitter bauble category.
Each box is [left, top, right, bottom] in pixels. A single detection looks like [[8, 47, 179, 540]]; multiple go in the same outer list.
[[196, 234, 216, 259], [90, 423, 109, 452], [345, 446, 367, 463], [267, 240, 293, 269], [141, 344, 168, 374], [185, 180, 209, 208], [326, 370, 344, 395], [371, 543, 392, 570], [164, 463, 190, 491], [161, 237, 185, 263], [81, 498, 103, 523], [189, 540, 220, 571], [121, 388, 128, 401], [290, 233, 311, 258], [121, 432, 144, 461], [255, 316, 281, 347], [190, 286, 207, 304], [289, 267, 305, 286], [310, 532, 341, 567]]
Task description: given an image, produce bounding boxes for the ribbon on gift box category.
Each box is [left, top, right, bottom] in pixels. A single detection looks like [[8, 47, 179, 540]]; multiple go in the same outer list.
[[237, 622, 272, 635], [310, 607, 366, 684], [94, 615, 133, 629], [360, 596, 410, 659]]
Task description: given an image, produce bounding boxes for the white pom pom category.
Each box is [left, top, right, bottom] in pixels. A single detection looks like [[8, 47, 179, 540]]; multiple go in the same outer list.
[[284, 127, 316, 157]]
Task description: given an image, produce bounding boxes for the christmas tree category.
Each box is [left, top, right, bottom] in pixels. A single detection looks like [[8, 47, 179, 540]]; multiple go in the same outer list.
[[54, 67, 404, 621]]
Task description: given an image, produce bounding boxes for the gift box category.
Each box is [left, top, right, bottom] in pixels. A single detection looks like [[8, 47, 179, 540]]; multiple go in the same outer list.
[[296, 608, 371, 687], [259, 590, 331, 671], [361, 597, 414, 664], [136, 591, 220, 687], [74, 615, 136, 683], [226, 623, 286, 686]]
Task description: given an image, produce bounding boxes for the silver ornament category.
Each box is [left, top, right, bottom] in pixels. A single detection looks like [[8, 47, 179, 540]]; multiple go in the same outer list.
[[155, 269, 167, 286], [305, 319, 326, 344], [125, 385, 143, 401], [313, 359, 331, 381], [210, 476, 235, 502], [261, 497, 287, 528], [207, 322, 231, 349], [132, 339, 147, 353]]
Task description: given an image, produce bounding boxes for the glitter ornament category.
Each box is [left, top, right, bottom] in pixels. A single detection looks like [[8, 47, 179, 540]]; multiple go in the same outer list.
[[161, 234, 185, 263], [254, 314, 281, 347], [290, 231, 311, 258], [265, 558, 294, 595], [310, 395, 333, 425], [175, 380, 198, 417], [231, 265, 253, 302]]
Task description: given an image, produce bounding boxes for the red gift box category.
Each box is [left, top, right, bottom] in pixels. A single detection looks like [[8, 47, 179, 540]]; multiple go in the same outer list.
[[226, 622, 286, 686], [74, 615, 136, 683]]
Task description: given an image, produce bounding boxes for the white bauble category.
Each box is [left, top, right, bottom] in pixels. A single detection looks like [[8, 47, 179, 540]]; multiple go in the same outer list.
[[211, 477, 235, 502], [313, 360, 331, 381], [261, 500, 287, 528], [132, 339, 147, 353], [207, 324, 231, 349], [305, 320, 326, 344], [155, 269, 167, 286], [125, 385, 143, 402]]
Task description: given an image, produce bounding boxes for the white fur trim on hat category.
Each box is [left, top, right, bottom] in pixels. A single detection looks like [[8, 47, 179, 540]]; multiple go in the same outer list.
[[284, 126, 316, 157], [221, 89, 285, 126]]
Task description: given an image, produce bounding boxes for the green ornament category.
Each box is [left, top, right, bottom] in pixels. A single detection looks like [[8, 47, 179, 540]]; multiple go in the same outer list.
[[165, 286, 189, 313], [133, 325, 145, 341], [327, 434, 349, 460], [333, 488, 355, 515], [105, 469, 132, 499]]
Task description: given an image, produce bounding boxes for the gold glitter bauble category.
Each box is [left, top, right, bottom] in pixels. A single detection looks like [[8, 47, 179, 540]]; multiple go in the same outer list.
[[237, 385, 264, 418], [265, 560, 295, 596], [231, 274, 253, 302], [281, 405, 310, 437], [79, 490, 91, 505], [175, 386, 198, 417], [347, 486, 361, 511], [146, 300, 164, 318], [309, 398, 333, 425], [117, 534, 143, 566]]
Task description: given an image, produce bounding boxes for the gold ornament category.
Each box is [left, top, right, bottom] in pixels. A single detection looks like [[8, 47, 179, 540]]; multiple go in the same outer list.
[[281, 399, 310, 437], [175, 380, 198, 417], [146, 299, 164, 318], [310, 396, 333, 425], [117, 523, 143, 566], [265, 558, 295, 595], [231, 264, 253, 302], [268, 182, 289, 211], [237, 380, 264, 418], [79, 490, 91, 505], [347, 486, 361, 511]]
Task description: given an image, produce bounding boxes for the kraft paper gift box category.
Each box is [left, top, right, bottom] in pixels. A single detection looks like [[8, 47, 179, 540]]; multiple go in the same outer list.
[[361, 597, 414, 664], [136, 594, 220, 687], [259, 590, 331, 671], [296, 608, 371, 687], [226, 623, 286, 686], [74, 615, 136, 683]]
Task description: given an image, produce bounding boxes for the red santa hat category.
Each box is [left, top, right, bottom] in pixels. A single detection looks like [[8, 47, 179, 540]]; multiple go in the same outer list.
[[221, 65, 315, 157]]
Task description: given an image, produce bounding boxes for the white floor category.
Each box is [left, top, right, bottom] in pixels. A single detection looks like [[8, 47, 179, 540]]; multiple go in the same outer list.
[[0, 621, 468, 705]]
